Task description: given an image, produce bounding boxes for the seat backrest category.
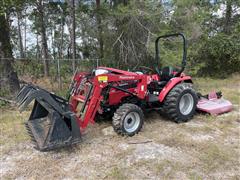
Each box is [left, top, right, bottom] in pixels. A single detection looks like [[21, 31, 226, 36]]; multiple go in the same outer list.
[[160, 66, 174, 81]]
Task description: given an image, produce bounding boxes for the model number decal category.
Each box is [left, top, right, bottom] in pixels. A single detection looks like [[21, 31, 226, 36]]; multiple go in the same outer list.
[[119, 76, 135, 80]]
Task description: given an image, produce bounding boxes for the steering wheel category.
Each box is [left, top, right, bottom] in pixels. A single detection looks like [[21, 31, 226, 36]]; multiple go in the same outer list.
[[138, 66, 155, 74]]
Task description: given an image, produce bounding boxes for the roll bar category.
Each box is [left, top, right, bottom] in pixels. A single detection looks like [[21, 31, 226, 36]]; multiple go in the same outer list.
[[155, 33, 187, 76]]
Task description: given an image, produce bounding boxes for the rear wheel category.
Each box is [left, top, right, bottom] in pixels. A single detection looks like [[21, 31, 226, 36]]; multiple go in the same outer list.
[[112, 103, 144, 136], [162, 83, 197, 123]]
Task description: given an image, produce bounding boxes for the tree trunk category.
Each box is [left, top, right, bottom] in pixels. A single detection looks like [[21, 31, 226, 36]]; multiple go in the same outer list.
[[37, 0, 49, 77], [24, 12, 27, 54], [60, 14, 64, 59], [223, 0, 232, 34], [17, 11, 25, 58], [36, 34, 40, 59], [68, 0, 76, 72], [96, 0, 104, 61], [0, 14, 20, 95], [52, 28, 56, 59]]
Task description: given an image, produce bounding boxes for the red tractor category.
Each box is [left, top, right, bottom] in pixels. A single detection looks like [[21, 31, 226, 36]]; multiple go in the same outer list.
[[16, 33, 232, 151]]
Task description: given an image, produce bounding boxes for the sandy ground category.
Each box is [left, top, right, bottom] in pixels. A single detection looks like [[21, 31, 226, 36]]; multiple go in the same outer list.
[[0, 76, 240, 179], [1, 107, 239, 180]]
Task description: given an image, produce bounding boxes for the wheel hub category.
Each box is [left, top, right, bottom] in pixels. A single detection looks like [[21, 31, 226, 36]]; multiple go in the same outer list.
[[124, 112, 140, 133], [179, 93, 194, 115]]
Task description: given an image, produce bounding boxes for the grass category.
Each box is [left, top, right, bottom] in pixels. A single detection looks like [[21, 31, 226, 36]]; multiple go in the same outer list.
[[188, 172, 203, 180], [187, 124, 214, 134], [193, 74, 240, 104], [156, 133, 189, 148], [198, 143, 233, 172], [0, 109, 30, 155], [155, 160, 182, 179], [105, 167, 126, 180]]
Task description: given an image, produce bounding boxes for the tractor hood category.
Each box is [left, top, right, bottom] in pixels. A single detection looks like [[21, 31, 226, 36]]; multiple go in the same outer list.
[[96, 67, 138, 76]]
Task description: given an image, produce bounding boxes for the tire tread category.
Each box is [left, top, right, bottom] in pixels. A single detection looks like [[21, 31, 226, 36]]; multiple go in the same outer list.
[[112, 103, 144, 136], [162, 83, 197, 123]]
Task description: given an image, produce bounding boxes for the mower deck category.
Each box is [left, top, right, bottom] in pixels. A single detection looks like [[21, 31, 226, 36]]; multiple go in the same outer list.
[[197, 92, 233, 115]]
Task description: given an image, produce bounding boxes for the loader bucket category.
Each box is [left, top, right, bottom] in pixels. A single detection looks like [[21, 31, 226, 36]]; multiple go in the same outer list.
[[16, 84, 81, 151]]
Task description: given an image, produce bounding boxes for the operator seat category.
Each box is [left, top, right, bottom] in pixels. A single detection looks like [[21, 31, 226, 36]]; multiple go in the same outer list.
[[160, 66, 174, 81], [155, 66, 174, 82]]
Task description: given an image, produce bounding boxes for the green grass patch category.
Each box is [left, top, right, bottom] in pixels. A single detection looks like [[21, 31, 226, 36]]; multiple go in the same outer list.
[[199, 143, 232, 172], [193, 75, 240, 105], [0, 110, 30, 154], [106, 167, 126, 180], [188, 172, 203, 180], [155, 160, 183, 179]]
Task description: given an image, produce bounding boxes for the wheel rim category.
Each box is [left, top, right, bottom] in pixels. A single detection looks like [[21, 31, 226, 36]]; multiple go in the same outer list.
[[123, 112, 140, 133], [179, 93, 194, 115]]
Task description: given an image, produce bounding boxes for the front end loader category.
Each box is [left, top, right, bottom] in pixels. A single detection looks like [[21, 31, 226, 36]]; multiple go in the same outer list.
[[16, 85, 81, 151], [16, 33, 232, 151]]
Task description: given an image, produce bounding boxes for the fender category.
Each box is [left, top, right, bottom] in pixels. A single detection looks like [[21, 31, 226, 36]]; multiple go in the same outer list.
[[158, 76, 192, 102]]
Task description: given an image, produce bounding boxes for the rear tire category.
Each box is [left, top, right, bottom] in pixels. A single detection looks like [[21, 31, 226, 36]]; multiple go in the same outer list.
[[162, 83, 197, 123], [112, 103, 144, 136]]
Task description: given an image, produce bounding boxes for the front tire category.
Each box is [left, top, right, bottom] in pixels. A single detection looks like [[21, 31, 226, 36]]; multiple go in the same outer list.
[[162, 83, 197, 123], [112, 103, 144, 136]]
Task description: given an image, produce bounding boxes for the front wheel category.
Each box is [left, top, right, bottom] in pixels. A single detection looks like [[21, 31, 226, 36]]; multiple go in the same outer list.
[[162, 83, 198, 123], [112, 103, 144, 136]]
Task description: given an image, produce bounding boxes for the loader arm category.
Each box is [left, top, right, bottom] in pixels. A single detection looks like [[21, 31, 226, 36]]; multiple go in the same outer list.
[[73, 74, 148, 129], [78, 82, 103, 128]]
